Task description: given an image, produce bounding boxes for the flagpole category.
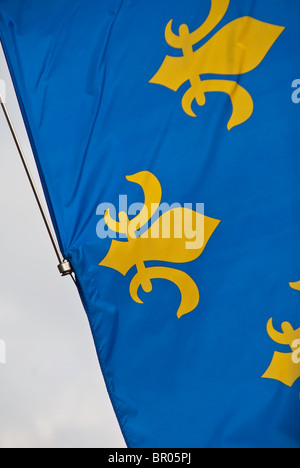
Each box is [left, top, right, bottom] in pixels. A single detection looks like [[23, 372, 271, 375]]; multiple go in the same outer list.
[[0, 94, 73, 277]]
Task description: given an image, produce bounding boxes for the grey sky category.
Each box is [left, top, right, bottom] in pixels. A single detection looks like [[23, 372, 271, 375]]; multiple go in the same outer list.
[[0, 44, 126, 448]]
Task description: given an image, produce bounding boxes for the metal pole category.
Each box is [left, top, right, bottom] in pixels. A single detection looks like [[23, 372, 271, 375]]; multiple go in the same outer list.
[[0, 94, 73, 277]]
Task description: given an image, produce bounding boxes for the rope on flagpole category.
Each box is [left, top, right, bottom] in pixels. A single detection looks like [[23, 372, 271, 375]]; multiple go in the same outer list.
[[0, 94, 73, 277]]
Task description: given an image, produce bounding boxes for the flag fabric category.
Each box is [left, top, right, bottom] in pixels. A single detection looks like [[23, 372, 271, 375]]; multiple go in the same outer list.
[[0, 0, 300, 448]]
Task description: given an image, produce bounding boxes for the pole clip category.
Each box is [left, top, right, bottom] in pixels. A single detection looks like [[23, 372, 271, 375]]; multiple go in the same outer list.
[[58, 260, 73, 277]]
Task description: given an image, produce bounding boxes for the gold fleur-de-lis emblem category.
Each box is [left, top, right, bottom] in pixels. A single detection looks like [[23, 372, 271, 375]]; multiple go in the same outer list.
[[99, 171, 220, 319], [262, 318, 300, 388], [150, 0, 285, 129]]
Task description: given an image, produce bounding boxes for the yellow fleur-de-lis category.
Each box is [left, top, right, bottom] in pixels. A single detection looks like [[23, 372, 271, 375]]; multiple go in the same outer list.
[[99, 171, 220, 319], [290, 280, 300, 292], [150, 0, 285, 129], [262, 318, 300, 388]]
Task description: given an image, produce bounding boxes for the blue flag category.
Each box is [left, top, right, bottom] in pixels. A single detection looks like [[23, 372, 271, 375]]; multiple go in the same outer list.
[[1, 0, 300, 448]]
